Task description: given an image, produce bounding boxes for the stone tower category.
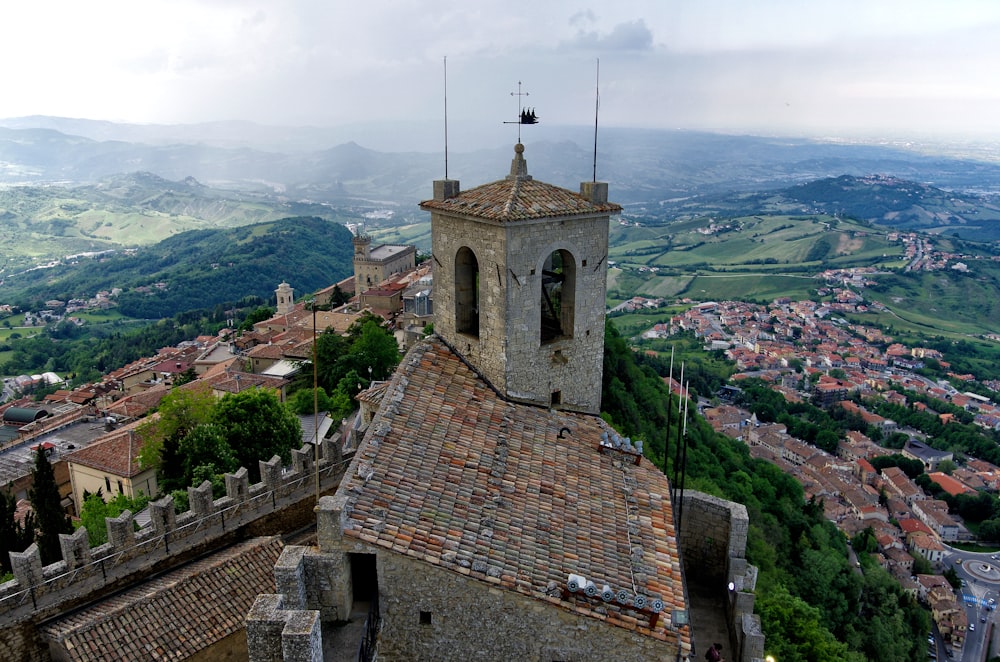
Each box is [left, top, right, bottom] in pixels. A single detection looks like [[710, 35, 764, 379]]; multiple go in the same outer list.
[[274, 281, 294, 316], [420, 143, 621, 414]]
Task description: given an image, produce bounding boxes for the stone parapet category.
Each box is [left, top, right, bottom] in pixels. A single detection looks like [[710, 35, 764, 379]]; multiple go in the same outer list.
[[0, 440, 354, 632], [680, 490, 762, 662]]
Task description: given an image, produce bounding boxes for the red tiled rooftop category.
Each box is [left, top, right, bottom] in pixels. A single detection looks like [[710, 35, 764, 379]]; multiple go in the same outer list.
[[928, 472, 975, 497], [65, 423, 148, 477], [339, 337, 686, 643], [420, 148, 621, 223], [39, 537, 283, 661]]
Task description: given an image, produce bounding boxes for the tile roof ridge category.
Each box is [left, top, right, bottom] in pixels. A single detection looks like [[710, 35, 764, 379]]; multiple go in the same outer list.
[[501, 175, 523, 219]]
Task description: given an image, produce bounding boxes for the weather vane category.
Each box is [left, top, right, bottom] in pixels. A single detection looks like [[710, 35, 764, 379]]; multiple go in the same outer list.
[[504, 80, 539, 143]]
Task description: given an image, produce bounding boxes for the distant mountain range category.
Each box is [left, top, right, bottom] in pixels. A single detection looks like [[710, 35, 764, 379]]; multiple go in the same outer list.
[[645, 174, 1000, 240], [3, 117, 1000, 207]]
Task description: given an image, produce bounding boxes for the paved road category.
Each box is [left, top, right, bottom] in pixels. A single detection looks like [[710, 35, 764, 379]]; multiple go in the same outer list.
[[942, 546, 999, 662]]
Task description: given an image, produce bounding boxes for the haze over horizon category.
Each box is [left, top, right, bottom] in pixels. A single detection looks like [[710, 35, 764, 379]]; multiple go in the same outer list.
[[2, 1, 999, 151]]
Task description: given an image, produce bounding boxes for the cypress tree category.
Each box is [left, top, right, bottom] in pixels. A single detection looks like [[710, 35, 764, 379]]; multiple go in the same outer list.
[[0, 488, 36, 575], [28, 447, 71, 565]]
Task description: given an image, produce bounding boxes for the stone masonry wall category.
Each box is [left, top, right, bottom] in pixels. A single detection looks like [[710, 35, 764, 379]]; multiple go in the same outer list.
[[252, 548, 682, 662], [0, 436, 351, 661], [373, 553, 678, 662], [431, 209, 609, 414], [680, 490, 763, 662]]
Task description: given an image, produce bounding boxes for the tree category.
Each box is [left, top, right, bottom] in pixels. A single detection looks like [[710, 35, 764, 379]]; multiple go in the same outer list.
[[211, 387, 301, 482], [173, 366, 198, 386], [238, 305, 276, 331], [77, 491, 149, 547], [943, 566, 961, 589], [288, 387, 334, 416], [137, 383, 216, 489], [756, 583, 862, 662], [29, 446, 72, 565], [178, 423, 238, 489], [1, 488, 35, 574], [348, 319, 401, 381], [937, 459, 957, 475]]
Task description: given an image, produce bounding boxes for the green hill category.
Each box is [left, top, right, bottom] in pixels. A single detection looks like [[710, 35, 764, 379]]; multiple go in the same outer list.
[[0, 172, 353, 274], [1, 216, 355, 319]]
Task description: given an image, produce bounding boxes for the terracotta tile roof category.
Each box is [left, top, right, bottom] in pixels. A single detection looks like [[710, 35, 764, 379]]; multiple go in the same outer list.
[[246, 342, 289, 359], [200, 370, 288, 395], [340, 338, 686, 643], [420, 150, 621, 222], [65, 420, 149, 478], [39, 537, 283, 661], [105, 383, 171, 418]]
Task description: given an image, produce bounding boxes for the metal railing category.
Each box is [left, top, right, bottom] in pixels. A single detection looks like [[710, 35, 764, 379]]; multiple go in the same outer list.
[[357, 591, 381, 662]]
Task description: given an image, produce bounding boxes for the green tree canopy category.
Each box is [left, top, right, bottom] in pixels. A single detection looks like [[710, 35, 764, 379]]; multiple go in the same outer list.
[[77, 491, 150, 547], [348, 319, 401, 381], [137, 383, 216, 491], [178, 423, 239, 489], [211, 387, 301, 482]]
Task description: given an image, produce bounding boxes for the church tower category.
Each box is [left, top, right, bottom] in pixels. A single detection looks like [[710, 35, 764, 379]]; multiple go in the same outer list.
[[274, 281, 294, 316], [420, 144, 620, 414]]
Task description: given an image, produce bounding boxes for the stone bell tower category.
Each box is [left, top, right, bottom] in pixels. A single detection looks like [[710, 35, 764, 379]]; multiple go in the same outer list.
[[419, 144, 620, 414], [274, 281, 294, 316]]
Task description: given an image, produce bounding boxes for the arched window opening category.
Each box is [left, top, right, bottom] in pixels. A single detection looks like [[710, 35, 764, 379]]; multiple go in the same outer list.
[[455, 247, 480, 337], [540, 249, 576, 343]]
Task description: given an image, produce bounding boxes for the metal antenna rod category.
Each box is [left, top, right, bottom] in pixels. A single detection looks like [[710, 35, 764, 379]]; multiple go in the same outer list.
[[664, 345, 674, 475], [677, 380, 691, 533], [593, 58, 600, 182], [671, 362, 685, 505], [443, 56, 449, 179]]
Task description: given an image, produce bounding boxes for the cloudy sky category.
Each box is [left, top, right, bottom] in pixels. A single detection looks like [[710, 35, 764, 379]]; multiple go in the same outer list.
[[2, 0, 998, 143]]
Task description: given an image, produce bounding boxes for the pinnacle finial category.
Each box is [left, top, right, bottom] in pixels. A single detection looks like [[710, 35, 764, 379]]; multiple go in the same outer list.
[[508, 143, 532, 181]]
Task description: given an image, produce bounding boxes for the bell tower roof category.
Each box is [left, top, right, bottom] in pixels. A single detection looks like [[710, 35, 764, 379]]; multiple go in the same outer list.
[[420, 144, 621, 223]]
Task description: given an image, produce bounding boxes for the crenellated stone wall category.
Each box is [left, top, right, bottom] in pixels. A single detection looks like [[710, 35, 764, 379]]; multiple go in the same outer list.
[[680, 490, 764, 662], [0, 435, 351, 661]]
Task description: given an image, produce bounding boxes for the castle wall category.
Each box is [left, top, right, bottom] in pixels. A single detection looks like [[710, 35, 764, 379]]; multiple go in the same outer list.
[[373, 553, 678, 662], [0, 436, 351, 661], [680, 490, 763, 662], [252, 548, 681, 662]]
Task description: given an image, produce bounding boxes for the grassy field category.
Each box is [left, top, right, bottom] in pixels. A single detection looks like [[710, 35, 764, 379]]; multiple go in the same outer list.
[[608, 308, 687, 337], [370, 222, 432, 252], [680, 273, 819, 302], [611, 215, 904, 272], [863, 264, 1000, 337], [72, 309, 128, 324]]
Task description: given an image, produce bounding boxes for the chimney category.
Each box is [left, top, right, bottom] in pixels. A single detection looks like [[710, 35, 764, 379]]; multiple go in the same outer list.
[[433, 179, 460, 201], [580, 181, 608, 204]]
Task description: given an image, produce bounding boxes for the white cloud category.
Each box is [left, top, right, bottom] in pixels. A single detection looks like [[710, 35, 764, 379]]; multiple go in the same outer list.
[[563, 19, 654, 51], [0, 0, 997, 140]]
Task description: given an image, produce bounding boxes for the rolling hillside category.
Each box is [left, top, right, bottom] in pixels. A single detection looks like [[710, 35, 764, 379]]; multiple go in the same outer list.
[[0, 216, 355, 319], [0, 172, 368, 273], [640, 174, 1000, 240]]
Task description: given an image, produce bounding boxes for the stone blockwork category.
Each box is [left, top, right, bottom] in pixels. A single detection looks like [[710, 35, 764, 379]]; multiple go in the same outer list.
[[423, 149, 619, 415], [250, 497, 684, 662], [0, 435, 351, 661], [680, 490, 763, 662]]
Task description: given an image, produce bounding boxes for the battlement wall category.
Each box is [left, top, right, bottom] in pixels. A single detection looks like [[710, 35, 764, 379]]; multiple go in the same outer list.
[[0, 434, 350, 660]]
